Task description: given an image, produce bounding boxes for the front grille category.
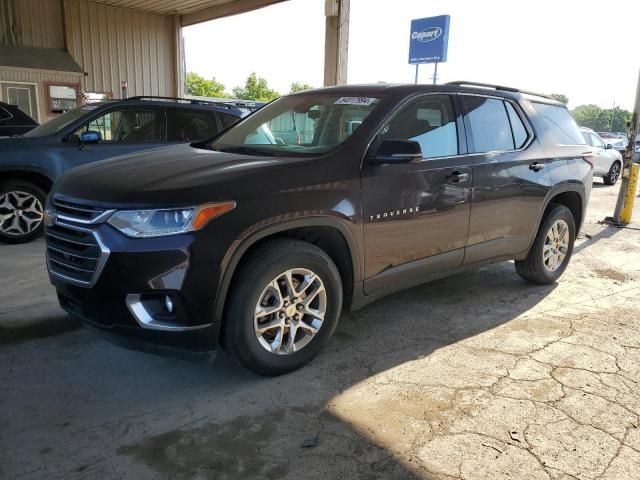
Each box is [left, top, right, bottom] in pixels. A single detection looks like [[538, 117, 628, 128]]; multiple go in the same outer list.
[[52, 198, 107, 222], [46, 223, 107, 286]]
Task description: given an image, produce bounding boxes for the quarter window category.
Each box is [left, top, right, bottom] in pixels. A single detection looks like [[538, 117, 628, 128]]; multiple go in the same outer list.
[[505, 102, 528, 149], [378, 94, 458, 159], [531, 102, 586, 145], [464, 96, 514, 153], [0, 107, 11, 121], [73, 108, 161, 144]]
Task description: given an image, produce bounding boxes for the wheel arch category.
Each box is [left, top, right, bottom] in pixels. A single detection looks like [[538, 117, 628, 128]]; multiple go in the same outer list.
[[212, 217, 362, 329], [0, 169, 54, 194], [541, 185, 585, 236]]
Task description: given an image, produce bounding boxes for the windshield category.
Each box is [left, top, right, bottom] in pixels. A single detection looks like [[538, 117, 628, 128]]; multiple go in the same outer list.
[[208, 93, 382, 156], [23, 106, 97, 138]]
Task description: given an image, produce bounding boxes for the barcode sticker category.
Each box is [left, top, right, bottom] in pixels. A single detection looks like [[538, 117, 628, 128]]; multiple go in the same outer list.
[[334, 97, 377, 106]]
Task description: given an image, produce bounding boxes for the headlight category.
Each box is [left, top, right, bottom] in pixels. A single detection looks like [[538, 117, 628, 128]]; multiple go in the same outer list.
[[108, 201, 236, 238]]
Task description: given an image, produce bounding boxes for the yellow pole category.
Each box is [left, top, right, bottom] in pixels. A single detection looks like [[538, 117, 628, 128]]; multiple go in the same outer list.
[[612, 69, 640, 224], [619, 163, 639, 224]]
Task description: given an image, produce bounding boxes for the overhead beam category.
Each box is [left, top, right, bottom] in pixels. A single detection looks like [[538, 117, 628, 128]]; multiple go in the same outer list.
[[324, 0, 349, 86], [181, 0, 287, 26]]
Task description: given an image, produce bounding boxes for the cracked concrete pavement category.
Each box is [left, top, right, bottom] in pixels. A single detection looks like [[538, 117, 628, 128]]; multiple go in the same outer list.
[[1, 182, 640, 479]]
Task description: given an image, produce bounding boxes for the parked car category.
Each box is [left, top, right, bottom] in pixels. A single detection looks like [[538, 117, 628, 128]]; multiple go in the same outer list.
[[46, 82, 592, 375], [605, 137, 627, 157], [580, 127, 623, 185], [0, 101, 38, 137], [0, 96, 258, 243]]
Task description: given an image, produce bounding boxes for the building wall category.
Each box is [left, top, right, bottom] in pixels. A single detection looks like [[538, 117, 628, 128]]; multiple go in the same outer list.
[[0, 0, 65, 47], [64, 0, 177, 98], [0, 66, 83, 122]]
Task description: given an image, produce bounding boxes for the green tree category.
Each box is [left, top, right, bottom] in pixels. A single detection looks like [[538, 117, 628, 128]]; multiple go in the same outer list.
[[290, 82, 314, 93], [232, 73, 280, 102], [185, 72, 227, 98], [550, 93, 569, 105], [571, 104, 632, 132]]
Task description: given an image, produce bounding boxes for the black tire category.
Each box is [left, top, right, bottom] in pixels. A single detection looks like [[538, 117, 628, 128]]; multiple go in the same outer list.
[[515, 204, 576, 285], [603, 161, 621, 185], [0, 180, 47, 244], [223, 238, 343, 376]]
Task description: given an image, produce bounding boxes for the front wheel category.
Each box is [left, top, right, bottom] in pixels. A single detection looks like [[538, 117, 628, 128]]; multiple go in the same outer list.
[[603, 161, 621, 185], [0, 180, 47, 244], [223, 238, 343, 376], [515, 204, 576, 284]]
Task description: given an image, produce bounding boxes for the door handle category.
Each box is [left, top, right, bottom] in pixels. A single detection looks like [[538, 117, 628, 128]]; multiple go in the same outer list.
[[529, 162, 545, 172], [447, 171, 469, 183]]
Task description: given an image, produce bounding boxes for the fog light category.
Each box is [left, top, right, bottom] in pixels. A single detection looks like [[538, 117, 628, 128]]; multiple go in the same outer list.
[[164, 295, 174, 314]]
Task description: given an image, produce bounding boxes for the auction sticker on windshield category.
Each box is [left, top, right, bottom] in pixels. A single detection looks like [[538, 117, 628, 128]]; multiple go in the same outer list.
[[334, 97, 378, 106]]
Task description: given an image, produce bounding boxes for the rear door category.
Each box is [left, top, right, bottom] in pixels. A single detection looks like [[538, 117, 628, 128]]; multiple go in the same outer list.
[[460, 94, 551, 264], [362, 93, 472, 293], [60, 106, 165, 172]]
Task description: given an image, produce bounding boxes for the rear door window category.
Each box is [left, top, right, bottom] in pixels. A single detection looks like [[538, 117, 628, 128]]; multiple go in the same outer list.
[[531, 102, 586, 145], [463, 96, 514, 153], [166, 108, 219, 142]]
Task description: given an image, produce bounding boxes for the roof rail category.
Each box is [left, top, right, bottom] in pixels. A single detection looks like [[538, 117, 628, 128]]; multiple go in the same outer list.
[[446, 81, 554, 100], [126, 96, 261, 110]]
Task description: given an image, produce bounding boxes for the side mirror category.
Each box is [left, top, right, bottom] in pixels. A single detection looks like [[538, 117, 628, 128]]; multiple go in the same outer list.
[[80, 131, 101, 144], [605, 143, 612, 150], [370, 140, 423, 165]]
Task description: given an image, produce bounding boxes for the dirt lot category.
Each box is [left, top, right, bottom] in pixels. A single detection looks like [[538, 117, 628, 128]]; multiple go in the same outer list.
[[1, 182, 640, 480]]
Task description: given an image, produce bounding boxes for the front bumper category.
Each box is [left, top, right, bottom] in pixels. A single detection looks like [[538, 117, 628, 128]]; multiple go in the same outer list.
[[47, 220, 227, 353]]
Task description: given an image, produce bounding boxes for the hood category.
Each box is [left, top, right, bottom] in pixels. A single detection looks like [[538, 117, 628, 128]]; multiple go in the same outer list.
[[51, 143, 294, 207]]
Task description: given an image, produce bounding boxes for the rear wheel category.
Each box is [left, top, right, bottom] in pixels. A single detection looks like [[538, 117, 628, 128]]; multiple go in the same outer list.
[[0, 180, 46, 244], [223, 238, 343, 376], [515, 204, 575, 284], [603, 161, 621, 185]]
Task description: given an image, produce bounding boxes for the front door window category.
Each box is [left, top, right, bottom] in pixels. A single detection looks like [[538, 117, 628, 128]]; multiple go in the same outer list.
[[73, 108, 161, 144]]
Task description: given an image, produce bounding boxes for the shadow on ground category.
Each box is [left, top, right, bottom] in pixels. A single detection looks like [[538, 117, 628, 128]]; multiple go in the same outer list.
[[0, 256, 559, 479]]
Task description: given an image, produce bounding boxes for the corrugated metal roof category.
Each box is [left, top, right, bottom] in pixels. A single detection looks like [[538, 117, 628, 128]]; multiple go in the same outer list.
[[0, 46, 84, 73], [83, 0, 235, 15]]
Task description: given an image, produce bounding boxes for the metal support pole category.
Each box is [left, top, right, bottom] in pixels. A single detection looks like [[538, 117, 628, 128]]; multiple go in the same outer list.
[[414, 64, 419, 84], [611, 69, 640, 224], [433, 62, 438, 85]]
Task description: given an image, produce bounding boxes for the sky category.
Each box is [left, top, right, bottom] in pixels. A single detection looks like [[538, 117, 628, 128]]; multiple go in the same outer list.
[[183, 0, 640, 110]]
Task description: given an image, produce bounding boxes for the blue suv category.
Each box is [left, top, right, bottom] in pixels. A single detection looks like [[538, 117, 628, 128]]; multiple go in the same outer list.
[[0, 96, 259, 243]]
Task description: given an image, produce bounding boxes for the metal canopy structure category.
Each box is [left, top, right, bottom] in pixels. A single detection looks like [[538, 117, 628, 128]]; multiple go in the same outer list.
[[83, 0, 289, 25]]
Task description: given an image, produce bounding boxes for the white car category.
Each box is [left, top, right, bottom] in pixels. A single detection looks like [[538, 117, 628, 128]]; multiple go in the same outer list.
[[580, 127, 623, 185]]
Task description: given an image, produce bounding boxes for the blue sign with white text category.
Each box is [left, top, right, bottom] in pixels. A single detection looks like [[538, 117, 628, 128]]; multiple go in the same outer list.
[[408, 15, 451, 64]]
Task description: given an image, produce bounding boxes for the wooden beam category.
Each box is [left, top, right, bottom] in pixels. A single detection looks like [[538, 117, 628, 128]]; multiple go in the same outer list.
[[180, 0, 287, 26], [324, 0, 349, 86]]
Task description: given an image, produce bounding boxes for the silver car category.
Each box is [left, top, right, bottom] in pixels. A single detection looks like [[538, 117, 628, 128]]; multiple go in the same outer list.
[[580, 127, 623, 185]]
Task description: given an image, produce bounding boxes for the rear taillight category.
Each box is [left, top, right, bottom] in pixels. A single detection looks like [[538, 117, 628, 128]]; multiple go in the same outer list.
[[581, 152, 595, 168]]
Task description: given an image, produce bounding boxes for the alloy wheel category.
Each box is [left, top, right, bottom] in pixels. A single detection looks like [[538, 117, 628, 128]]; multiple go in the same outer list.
[[254, 268, 327, 355], [543, 219, 569, 272], [609, 163, 620, 184], [0, 191, 44, 237]]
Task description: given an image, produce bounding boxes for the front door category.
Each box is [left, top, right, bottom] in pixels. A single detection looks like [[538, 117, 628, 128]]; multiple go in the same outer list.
[[60, 106, 165, 172], [362, 94, 472, 294], [1, 83, 38, 121]]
